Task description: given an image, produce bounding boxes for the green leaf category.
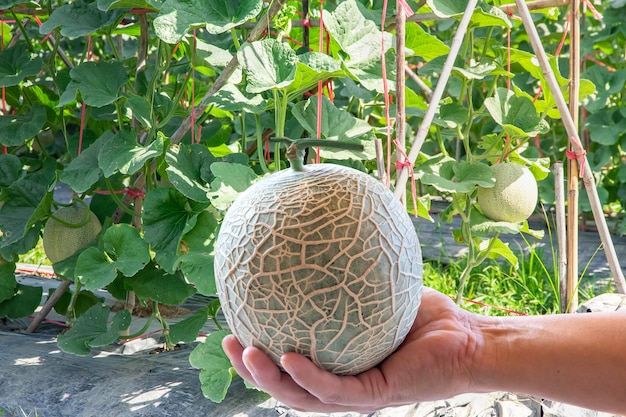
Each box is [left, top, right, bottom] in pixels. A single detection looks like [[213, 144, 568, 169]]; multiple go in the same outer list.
[[0, 44, 43, 87], [124, 94, 153, 128], [0, 106, 47, 147], [428, 0, 512, 27], [470, 210, 525, 235], [205, 83, 266, 114], [421, 161, 494, 194], [169, 307, 209, 343], [0, 158, 55, 248], [453, 62, 497, 80], [39, 0, 125, 38], [189, 330, 235, 403], [285, 53, 346, 100], [165, 143, 216, 203], [0, 154, 22, 187], [57, 304, 131, 355], [405, 23, 450, 60], [77, 224, 151, 291], [291, 95, 376, 160], [58, 135, 105, 193], [0, 262, 17, 304], [143, 188, 208, 272], [60, 61, 130, 108], [99, 129, 164, 177], [324, 0, 395, 92], [97, 0, 160, 11], [584, 109, 626, 146], [484, 88, 550, 139], [126, 263, 195, 305], [207, 162, 258, 210], [154, 0, 263, 43], [479, 237, 519, 268], [51, 289, 104, 318], [177, 211, 219, 295], [0, 284, 42, 319], [238, 39, 297, 94]]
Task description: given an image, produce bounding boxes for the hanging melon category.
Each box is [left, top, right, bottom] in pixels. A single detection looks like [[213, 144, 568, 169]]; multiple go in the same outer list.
[[215, 144, 423, 376]]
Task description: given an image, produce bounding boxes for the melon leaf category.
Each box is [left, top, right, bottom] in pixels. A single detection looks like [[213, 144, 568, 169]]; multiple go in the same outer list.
[[291, 95, 376, 160], [0, 284, 43, 319], [0, 262, 17, 304], [0, 105, 47, 147], [165, 143, 215, 203], [125, 263, 195, 305], [0, 44, 43, 87], [189, 330, 235, 403], [208, 162, 258, 210], [77, 224, 151, 291], [237, 38, 297, 94], [99, 129, 164, 177], [57, 304, 131, 355], [169, 306, 209, 344], [39, 0, 125, 38]]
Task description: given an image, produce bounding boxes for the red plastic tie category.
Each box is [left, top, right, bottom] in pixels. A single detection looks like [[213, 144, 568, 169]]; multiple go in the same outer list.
[[397, 0, 414, 17], [301, 18, 312, 28], [394, 139, 419, 217], [566, 149, 587, 178]]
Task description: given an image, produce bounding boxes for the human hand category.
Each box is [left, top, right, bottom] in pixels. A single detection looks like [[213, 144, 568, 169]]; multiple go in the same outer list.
[[222, 287, 484, 414]]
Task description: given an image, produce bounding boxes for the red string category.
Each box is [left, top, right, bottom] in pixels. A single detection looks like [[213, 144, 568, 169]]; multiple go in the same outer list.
[[460, 298, 528, 316], [566, 148, 587, 178], [380, 0, 392, 187], [397, 0, 414, 17], [191, 30, 197, 144], [1, 20, 5, 154], [582, 0, 603, 20], [314, 0, 325, 164], [93, 188, 147, 199], [394, 139, 419, 217]]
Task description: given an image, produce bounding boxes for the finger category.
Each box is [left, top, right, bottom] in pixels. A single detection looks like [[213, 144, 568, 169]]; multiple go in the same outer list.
[[222, 335, 257, 385], [280, 352, 385, 411]]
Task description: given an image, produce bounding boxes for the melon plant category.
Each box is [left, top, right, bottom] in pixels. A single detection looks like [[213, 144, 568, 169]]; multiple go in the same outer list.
[[477, 163, 539, 224], [215, 144, 423, 376], [42, 205, 102, 264]]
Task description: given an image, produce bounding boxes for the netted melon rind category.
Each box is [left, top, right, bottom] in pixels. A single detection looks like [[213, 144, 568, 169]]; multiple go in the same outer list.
[[215, 164, 423, 375]]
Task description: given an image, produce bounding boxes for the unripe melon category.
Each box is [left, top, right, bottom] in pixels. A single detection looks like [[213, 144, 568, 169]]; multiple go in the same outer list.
[[215, 164, 423, 375], [477, 163, 538, 223], [43, 205, 102, 264]]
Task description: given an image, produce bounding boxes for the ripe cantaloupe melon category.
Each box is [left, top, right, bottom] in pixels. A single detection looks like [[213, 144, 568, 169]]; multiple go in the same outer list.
[[477, 163, 538, 223], [43, 205, 102, 264], [215, 163, 423, 375]]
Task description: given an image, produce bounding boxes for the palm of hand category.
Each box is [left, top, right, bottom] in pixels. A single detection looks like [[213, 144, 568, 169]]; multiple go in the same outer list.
[[223, 287, 478, 414]]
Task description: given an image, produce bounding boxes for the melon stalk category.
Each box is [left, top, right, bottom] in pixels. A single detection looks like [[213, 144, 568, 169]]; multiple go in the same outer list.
[[215, 141, 423, 375]]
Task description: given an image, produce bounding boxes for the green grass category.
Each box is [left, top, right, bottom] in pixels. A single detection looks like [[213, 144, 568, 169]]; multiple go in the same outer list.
[[17, 239, 51, 267], [424, 248, 608, 316]]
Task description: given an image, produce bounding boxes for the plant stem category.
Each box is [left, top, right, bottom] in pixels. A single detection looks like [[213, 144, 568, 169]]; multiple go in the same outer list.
[[230, 27, 241, 50], [65, 280, 83, 323], [153, 301, 174, 350], [254, 114, 269, 173], [104, 177, 141, 218]]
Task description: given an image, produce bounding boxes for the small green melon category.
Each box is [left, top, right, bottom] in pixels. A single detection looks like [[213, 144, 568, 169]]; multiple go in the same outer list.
[[215, 163, 423, 376], [477, 163, 538, 223], [43, 205, 102, 264]]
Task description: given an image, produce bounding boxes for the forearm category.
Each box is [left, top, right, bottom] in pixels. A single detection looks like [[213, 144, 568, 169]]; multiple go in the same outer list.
[[471, 311, 626, 413]]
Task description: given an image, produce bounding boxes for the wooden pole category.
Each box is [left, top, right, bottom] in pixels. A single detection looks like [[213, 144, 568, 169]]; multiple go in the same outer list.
[[554, 162, 568, 313], [515, 0, 626, 294], [566, 0, 580, 312], [395, 0, 407, 203], [394, 0, 479, 198]]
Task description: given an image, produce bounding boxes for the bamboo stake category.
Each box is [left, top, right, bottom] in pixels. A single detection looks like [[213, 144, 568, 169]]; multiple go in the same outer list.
[[395, 1, 407, 203], [566, 0, 580, 311], [394, 0, 479, 199], [554, 162, 568, 313], [515, 0, 626, 294]]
